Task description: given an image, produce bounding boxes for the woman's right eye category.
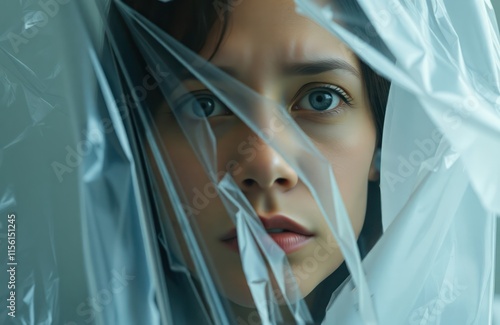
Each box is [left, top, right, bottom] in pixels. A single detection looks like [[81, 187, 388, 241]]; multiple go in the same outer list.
[[179, 93, 229, 118]]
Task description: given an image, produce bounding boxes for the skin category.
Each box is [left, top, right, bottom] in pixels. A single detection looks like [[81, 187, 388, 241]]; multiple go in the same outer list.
[[152, 0, 378, 321]]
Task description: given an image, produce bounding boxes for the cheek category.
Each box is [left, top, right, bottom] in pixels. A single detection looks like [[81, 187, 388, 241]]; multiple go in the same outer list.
[[156, 133, 243, 291], [157, 118, 211, 201], [315, 112, 376, 234], [151, 118, 222, 239], [161, 138, 225, 226]]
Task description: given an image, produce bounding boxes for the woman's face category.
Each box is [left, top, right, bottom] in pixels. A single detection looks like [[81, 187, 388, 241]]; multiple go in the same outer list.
[[154, 0, 377, 307]]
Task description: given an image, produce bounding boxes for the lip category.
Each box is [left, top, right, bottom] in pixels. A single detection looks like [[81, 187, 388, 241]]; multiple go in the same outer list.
[[220, 215, 314, 254]]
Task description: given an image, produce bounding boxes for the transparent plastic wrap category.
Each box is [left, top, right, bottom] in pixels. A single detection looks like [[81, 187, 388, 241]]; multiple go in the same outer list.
[[1, 1, 160, 324], [1, 0, 499, 324]]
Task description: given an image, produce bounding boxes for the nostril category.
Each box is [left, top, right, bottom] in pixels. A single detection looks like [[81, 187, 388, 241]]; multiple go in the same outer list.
[[241, 178, 292, 188], [276, 178, 288, 186]]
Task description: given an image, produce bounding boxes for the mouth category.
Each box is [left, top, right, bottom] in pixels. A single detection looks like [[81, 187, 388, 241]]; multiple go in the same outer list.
[[220, 215, 314, 254]]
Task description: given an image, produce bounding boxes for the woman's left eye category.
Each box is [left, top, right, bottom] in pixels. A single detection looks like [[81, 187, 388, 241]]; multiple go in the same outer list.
[[175, 92, 230, 118], [293, 86, 351, 113]]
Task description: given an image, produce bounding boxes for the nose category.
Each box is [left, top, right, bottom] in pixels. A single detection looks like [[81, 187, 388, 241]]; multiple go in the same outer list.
[[232, 136, 298, 192]]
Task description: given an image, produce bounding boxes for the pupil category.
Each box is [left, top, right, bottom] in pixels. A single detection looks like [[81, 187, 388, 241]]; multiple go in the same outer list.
[[193, 97, 215, 117], [309, 91, 333, 111]]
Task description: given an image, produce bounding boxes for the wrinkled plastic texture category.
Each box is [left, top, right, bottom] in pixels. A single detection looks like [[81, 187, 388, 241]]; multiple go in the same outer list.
[[1, 0, 499, 324]]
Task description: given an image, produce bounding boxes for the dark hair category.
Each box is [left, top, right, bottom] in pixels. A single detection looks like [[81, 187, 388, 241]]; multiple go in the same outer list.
[[122, 0, 389, 322], [125, 0, 390, 145], [126, 0, 388, 245]]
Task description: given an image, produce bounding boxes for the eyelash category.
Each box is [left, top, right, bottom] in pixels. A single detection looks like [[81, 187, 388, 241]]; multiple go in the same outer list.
[[174, 83, 353, 118], [290, 83, 353, 116], [173, 90, 230, 118]]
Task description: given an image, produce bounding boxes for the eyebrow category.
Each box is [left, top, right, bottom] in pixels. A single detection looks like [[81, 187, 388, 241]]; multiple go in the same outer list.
[[175, 58, 360, 83], [175, 66, 237, 82], [283, 59, 360, 77]]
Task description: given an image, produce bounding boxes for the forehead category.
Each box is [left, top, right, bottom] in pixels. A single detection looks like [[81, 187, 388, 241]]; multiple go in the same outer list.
[[200, 0, 356, 66]]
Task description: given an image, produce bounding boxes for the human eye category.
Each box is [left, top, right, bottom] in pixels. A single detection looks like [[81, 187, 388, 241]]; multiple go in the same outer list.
[[176, 91, 230, 118], [291, 83, 353, 116]]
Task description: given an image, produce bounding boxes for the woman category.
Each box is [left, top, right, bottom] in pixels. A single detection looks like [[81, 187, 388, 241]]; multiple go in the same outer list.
[[0, 0, 496, 323], [123, 0, 389, 322]]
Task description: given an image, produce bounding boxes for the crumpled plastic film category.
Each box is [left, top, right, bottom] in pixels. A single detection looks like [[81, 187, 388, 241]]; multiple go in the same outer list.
[[112, 6, 314, 323], [114, 1, 377, 323], [1, 0, 499, 324], [2, 0, 162, 324], [217, 173, 312, 324], [294, 0, 500, 324], [295, 0, 500, 216]]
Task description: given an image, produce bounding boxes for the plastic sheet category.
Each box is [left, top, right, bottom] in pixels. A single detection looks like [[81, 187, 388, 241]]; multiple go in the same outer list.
[[1, 0, 499, 324]]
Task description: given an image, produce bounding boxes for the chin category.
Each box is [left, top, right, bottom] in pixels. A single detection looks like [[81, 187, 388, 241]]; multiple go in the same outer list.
[[221, 269, 327, 308], [222, 281, 258, 307]]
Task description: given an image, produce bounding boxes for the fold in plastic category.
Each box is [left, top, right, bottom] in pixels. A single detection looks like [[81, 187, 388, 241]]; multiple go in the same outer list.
[[1, 0, 499, 324]]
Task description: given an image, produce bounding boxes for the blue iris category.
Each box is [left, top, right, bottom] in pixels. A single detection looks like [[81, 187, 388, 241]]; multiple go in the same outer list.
[[308, 90, 334, 111]]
